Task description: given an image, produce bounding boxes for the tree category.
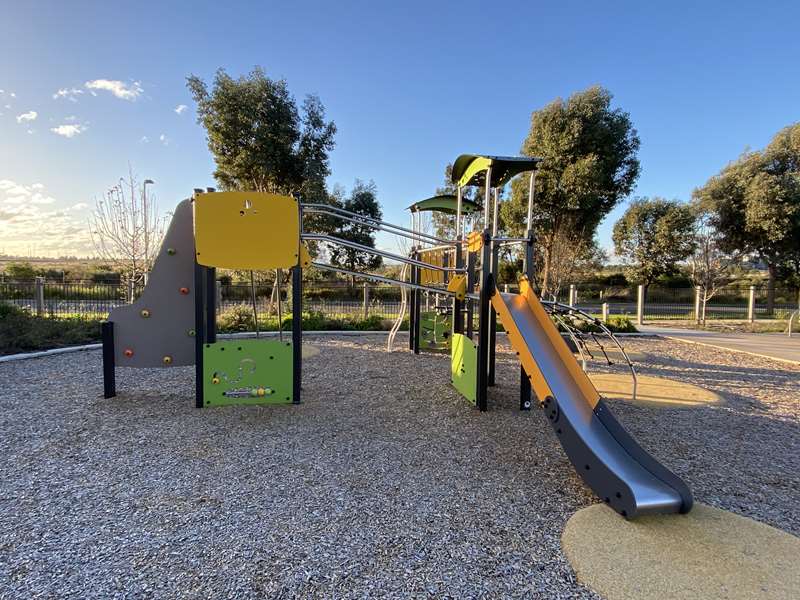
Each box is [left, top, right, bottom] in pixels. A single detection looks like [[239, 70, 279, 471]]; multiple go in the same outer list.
[[689, 208, 737, 324], [612, 197, 696, 291], [5, 262, 37, 280], [328, 180, 383, 286], [502, 86, 640, 295], [694, 123, 800, 310], [186, 67, 336, 196], [89, 170, 165, 295]]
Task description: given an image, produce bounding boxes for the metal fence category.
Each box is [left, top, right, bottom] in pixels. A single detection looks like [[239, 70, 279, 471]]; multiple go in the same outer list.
[[569, 284, 799, 321], [1, 278, 798, 324]]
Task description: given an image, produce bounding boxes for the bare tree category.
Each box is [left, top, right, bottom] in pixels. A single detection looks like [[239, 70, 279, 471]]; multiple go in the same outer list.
[[90, 169, 166, 298], [690, 211, 736, 324]]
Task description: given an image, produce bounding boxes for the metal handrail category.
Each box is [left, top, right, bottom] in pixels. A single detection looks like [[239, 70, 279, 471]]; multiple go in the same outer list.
[[302, 234, 466, 273], [302, 203, 453, 246], [789, 309, 798, 338], [311, 262, 479, 300]]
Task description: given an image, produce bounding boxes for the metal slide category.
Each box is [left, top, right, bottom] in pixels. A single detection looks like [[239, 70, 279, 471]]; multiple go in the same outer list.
[[491, 283, 693, 518]]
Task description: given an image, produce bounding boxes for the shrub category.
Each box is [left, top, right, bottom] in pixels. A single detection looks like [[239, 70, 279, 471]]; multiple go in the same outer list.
[[0, 303, 101, 355]]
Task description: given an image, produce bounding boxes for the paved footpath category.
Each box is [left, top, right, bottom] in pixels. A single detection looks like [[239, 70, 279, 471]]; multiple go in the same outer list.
[[638, 325, 800, 365]]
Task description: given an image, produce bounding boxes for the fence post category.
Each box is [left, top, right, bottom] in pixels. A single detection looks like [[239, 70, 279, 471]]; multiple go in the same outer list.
[[504, 284, 509, 293], [35, 277, 45, 316], [128, 279, 135, 304], [363, 282, 369, 319], [216, 280, 222, 311], [569, 284, 577, 307], [636, 284, 644, 325], [601, 302, 609, 323], [694, 286, 701, 324], [747, 285, 755, 323]]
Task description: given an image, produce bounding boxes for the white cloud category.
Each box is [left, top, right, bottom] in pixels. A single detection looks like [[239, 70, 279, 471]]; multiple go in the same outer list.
[[84, 79, 143, 101], [0, 179, 94, 256], [174, 104, 187, 115], [53, 87, 84, 102], [50, 123, 86, 138], [140, 136, 149, 144], [16, 110, 37, 123], [159, 133, 169, 146]]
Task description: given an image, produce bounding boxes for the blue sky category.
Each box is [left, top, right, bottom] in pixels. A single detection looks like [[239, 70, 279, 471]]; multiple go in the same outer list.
[[1, 0, 798, 257]]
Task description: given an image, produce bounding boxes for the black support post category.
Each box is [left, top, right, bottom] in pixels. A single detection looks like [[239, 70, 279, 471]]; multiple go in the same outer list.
[[476, 230, 492, 412], [408, 251, 416, 351], [519, 230, 535, 411], [466, 250, 476, 339], [292, 264, 302, 404], [101, 321, 116, 398], [412, 253, 421, 355], [453, 243, 464, 334], [205, 266, 217, 343], [488, 243, 499, 387], [194, 262, 206, 409]]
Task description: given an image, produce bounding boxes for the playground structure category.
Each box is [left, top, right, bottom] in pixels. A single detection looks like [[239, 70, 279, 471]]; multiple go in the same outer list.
[[101, 154, 692, 519]]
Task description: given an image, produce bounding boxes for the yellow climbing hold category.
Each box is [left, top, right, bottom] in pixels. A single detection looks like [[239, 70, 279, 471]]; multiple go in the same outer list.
[[140, 309, 151, 318], [162, 355, 172, 365], [257, 387, 266, 397], [211, 376, 220, 385]]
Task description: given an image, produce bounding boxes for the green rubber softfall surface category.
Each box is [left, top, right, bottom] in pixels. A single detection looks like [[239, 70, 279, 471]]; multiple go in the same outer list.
[[451, 333, 477, 404], [420, 311, 452, 352], [202, 339, 293, 407]]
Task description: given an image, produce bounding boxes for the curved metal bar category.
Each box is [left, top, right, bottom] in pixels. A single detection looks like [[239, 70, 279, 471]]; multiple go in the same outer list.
[[549, 310, 588, 371], [310, 262, 478, 300], [302, 203, 452, 246], [387, 263, 409, 352], [542, 300, 639, 402], [303, 234, 465, 273], [788, 309, 798, 338]]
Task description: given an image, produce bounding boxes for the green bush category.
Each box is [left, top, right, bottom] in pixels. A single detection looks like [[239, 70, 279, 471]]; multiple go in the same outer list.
[[0, 303, 101, 355]]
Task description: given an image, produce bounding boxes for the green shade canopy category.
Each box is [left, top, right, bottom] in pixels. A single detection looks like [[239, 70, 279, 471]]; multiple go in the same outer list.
[[407, 194, 482, 214], [451, 154, 542, 188]]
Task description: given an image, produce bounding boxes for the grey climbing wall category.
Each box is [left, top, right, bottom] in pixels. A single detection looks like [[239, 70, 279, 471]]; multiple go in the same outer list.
[[108, 198, 196, 368]]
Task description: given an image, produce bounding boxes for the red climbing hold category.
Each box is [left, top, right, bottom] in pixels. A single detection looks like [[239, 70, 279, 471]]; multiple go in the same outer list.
[[180, 287, 190, 295], [124, 349, 134, 357]]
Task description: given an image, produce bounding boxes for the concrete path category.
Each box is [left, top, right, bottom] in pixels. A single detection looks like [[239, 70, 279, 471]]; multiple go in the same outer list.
[[638, 324, 800, 364]]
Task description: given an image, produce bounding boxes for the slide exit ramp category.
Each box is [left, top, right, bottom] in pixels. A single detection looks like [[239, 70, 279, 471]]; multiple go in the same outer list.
[[491, 281, 693, 518]]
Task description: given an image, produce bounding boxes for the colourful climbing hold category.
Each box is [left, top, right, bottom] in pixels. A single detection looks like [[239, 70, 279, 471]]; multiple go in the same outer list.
[[162, 355, 173, 365], [167, 248, 176, 255], [187, 329, 196, 337], [180, 287, 190, 295], [211, 376, 220, 385], [140, 309, 151, 318], [123, 349, 134, 358], [257, 387, 266, 397], [250, 388, 258, 397]]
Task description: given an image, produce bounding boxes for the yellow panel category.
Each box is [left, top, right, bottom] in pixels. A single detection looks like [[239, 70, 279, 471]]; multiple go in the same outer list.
[[447, 275, 466, 300], [467, 231, 483, 252], [418, 248, 446, 285], [299, 243, 312, 268], [194, 191, 299, 269]]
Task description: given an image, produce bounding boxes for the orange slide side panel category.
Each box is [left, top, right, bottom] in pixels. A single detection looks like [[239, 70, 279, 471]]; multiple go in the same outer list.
[[491, 286, 601, 409]]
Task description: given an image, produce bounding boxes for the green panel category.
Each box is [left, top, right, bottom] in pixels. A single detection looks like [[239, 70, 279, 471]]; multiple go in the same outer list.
[[407, 195, 482, 215], [202, 339, 293, 407], [420, 311, 452, 352], [451, 333, 477, 405], [451, 154, 542, 188]]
